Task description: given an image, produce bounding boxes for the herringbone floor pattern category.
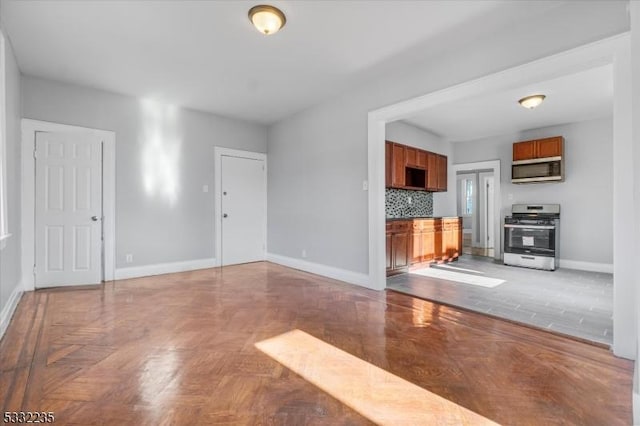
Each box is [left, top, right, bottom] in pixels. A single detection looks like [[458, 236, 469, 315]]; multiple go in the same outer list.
[[0, 262, 632, 425]]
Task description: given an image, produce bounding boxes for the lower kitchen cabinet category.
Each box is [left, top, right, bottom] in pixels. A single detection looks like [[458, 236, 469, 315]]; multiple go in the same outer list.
[[386, 221, 411, 276], [441, 218, 462, 261], [387, 217, 461, 276]]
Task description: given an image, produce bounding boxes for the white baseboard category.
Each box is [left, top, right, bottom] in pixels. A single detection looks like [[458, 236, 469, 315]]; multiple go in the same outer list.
[[266, 253, 372, 289], [634, 346, 640, 425], [634, 390, 640, 425], [559, 259, 613, 274], [0, 281, 23, 341], [114, 258, 217, 280]]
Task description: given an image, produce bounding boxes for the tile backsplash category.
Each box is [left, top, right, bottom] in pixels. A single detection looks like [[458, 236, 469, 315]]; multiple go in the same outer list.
[[386, 188, 433, 218]]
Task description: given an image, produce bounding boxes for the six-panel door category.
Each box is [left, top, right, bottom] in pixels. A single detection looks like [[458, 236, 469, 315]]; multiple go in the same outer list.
[[35, 132, 103, 287]]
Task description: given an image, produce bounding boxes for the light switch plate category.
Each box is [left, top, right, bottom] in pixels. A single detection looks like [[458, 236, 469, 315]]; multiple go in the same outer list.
[[203, 185, 209, 193], [362, 180, 368, 191]]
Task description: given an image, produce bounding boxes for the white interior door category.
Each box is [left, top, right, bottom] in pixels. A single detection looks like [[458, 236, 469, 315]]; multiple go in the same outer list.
[[35, 132, 103, 288], [220, 155, 266, 266]]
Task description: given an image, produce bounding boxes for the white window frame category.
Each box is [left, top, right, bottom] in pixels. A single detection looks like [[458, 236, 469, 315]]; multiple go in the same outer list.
[[0, 30, 11, 250]]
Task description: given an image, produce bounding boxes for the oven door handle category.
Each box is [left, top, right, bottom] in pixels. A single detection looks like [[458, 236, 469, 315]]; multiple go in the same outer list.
[[504, 224, 555, 230]]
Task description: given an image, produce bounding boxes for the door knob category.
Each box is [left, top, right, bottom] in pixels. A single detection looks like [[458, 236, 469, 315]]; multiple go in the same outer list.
[[91, 216, 99, 222], [223, 214, 228, 218]]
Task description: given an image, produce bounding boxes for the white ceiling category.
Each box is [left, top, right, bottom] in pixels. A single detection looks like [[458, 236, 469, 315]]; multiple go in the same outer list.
[[0, 0, 569, 124], [403, 64, 614, 142]]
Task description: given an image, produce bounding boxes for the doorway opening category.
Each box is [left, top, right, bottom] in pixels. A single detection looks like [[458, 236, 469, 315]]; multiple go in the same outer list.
[[369, 35, 630, 354], [456, 168, 495, 258]]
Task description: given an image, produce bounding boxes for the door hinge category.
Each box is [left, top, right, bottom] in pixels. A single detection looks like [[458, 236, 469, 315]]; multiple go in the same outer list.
[[33, 149, 37, 159], [33, 265, 36, 275]]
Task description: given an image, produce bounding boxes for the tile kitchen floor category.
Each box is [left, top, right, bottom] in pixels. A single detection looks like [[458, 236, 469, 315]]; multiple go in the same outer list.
[[386, 255, 613, 346]]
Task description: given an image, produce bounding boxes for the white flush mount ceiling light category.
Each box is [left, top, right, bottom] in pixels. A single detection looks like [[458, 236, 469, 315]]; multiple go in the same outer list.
[[248, 5, 286, 35], [518, 94, 546, 109]]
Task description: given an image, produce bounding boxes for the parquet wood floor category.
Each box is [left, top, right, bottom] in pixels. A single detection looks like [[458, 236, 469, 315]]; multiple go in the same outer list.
[[0, 262, 632, 425]]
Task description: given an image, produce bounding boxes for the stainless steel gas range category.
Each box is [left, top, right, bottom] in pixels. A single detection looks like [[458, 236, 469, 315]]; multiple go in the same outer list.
[[503, 204, 560, 271]]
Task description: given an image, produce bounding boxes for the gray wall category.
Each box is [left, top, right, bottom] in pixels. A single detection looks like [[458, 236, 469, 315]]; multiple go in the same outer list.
[[22, 76, 267, 268], [631, 3, 640, 418], [0, 30, 22, 317], [385, 120, 456, 217], [453, 117, 613, 264], [267, 3, 627, 275]]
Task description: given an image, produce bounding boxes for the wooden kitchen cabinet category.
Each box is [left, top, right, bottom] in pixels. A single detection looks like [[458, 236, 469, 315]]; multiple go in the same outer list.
[[393, 232, 410, 270], [536, 137, 563, 158], [391, 143, 406, 188], [426, 153, 438, 191], [386, 220, 411, 276], [385, 233, 393, 272], [389, 217, 461, 276], [417, 150, 427, 168], [441, 218, 462, 260], [436, 155, 448, 191], [385, 140, 447, 192], [410, 222, 424, 265], [513, 140, 536, 161], [385, 142, 392, 188], [433, 219, 443, 261], [405, 147, 418, 167], [426, 153, 447, 192], [421, 228, 436, 263], [411, 219, 436, 264], [405, 147, 428, 169], [513, 136, 563, 161]]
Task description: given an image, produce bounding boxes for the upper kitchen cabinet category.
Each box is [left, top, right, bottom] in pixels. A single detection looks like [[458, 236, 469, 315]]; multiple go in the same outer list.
[[436, 154, 448, 192], [536, 137, 563, 158], [406, 147, 427, 168], [513, 140, 536, 161], [385, 142, 392, 187], [391, 143, 406, 187], [513, 136, 563, 161], [386, 140, 447, 192], [426, 153, 438, 192]]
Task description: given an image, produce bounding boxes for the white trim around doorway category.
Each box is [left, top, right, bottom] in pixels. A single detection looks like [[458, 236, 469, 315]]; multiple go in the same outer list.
[[368, 34, 626, 292], [213, 147, 267, 267], [452, 160, 502, 261], [21, 119, 116, 290], [366, 34, 631, 359]]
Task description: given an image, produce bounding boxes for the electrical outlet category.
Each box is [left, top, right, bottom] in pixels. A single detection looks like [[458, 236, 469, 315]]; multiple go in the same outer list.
[[301, 249, 307, 258], [125, 254, 133, 263], [202, 184, 209, 193], [407, 196, 412, 204]]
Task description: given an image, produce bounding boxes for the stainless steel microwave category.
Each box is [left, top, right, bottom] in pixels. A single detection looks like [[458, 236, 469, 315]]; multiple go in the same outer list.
[[512, 156, 563, 183]]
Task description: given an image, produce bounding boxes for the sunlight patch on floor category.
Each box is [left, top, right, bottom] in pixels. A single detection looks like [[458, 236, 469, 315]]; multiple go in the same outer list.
[[411, 267, 505, 288], [432, 263, 487, 275], [255, 329, 499, 425]]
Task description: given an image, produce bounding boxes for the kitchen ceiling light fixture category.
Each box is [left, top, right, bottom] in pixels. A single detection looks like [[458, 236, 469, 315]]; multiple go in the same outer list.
[[248, 5, 286, 35], [518, 94, 546, 109]]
